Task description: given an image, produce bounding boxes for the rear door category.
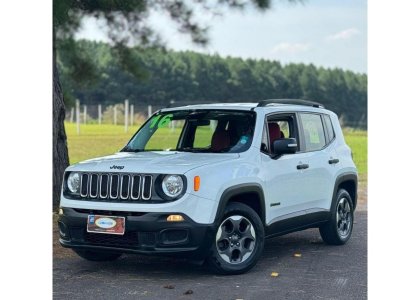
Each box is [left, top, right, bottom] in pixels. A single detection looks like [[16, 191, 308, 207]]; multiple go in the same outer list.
[[297, 112, 337, 211]]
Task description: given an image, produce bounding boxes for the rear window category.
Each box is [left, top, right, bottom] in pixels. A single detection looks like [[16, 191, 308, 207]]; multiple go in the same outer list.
[[323, 115, 335, 143], [300, 113, 326, 151]]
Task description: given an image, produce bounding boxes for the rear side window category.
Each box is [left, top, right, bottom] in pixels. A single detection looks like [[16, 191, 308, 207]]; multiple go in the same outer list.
[[323, 115, 335, 143], [300, 113, 326, 151]]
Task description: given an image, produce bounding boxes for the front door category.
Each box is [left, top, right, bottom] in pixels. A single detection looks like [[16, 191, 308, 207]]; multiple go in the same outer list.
[[260, 113, 313, 225]]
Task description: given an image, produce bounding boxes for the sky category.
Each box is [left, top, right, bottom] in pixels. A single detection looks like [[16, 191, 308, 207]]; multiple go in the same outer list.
[[76, 0, 367, 74]]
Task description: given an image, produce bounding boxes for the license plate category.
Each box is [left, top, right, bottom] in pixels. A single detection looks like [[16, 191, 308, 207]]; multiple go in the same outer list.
[[87, 215, 125, 235]]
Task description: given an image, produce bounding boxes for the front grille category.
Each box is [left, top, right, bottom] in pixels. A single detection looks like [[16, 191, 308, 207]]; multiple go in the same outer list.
[[79, 173, 153, 201], [84, 231, 139, 247]]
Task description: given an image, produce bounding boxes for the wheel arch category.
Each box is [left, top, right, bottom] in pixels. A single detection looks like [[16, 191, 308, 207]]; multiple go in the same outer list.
[[215, 183, 266, 225], [331, 173, 358, 211]]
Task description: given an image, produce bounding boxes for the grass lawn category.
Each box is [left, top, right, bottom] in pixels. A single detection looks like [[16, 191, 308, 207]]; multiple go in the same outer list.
[[342, 128, 367, 184], [65, 123, 367, 183]]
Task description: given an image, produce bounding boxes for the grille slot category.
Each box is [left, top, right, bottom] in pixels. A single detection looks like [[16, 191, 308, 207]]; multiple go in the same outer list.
[[110, 174, 120, 199], [99, 174, 109, 198], [142, 175, 153, 200], [89, 174, 99, 198], [120, 174, 130, 199], [80, 173, 89, 197], [79, 173, 154, 202], [131, 175, 141, 200]]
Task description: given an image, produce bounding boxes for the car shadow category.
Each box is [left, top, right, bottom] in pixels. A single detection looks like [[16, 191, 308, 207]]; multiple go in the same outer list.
[[58, 227, 327, 279]]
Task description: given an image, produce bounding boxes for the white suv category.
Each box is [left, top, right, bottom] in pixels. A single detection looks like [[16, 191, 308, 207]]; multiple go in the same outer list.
[[58, 99, 358, 274]]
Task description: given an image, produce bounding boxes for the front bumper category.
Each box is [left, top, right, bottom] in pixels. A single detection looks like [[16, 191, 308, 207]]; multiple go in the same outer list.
[[58, 208, 215, 259]]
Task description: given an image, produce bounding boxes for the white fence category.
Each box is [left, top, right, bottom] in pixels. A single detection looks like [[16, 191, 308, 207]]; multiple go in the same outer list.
[[67, 100, 158, 135]]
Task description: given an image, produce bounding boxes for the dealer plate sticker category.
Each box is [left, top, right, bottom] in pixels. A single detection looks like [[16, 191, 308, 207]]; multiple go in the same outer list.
[[87, 215, 125, 235]]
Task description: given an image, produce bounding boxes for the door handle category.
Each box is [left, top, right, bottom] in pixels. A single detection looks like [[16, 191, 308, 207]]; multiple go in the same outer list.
[[328, 158, 340, 164], [296, 163, 309, 170]]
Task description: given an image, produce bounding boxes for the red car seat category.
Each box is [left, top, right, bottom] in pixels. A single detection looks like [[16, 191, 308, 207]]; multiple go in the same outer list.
[[268, 123, 285, 150]]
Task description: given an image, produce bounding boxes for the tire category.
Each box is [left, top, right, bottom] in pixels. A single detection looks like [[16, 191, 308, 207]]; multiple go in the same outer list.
[[73, 249, 122, 262], [206, 202, 265, 275], [319, 189, 354, 245]]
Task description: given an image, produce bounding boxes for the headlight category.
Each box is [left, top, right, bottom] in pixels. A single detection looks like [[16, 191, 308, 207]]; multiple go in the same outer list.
[[67, 172, 80, 193], [162, 175, 184, 198]]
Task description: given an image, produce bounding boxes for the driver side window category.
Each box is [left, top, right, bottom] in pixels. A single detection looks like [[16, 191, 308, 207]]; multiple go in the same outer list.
[[262, 114, 298, 154]]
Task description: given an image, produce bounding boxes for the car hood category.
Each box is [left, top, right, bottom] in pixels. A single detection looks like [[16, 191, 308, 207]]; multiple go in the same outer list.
[[67, 151, 239, 174]]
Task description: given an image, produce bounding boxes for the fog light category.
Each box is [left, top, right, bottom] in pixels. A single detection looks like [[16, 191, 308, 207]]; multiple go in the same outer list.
[[167, 215, 184, 222], [58, 208, 64, 215]]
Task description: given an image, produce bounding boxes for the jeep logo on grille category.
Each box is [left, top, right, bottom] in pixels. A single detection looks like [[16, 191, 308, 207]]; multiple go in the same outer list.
[[110, 165, 124, 170]]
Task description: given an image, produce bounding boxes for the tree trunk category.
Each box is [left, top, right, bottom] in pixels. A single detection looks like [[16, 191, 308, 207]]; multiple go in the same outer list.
[[53, 47, 69, 211]]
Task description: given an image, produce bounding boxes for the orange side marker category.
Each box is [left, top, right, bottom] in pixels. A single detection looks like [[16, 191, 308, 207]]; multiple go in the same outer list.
[[194, 176, 200, 191]]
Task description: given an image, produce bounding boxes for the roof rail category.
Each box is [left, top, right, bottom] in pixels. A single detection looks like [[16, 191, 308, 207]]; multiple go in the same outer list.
[[256, 99, 324, 108]]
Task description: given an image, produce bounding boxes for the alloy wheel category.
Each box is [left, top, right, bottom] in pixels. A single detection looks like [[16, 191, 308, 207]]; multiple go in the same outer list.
[[336, 197, 352, 238], [215, 215, 256, 264]]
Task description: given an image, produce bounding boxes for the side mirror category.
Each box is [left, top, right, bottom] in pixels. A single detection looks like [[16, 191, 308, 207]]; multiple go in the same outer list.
[[273, 138, 298, 156]]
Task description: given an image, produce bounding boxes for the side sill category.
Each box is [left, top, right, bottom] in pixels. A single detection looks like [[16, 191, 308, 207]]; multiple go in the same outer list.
[[265, 208, 329, 238]]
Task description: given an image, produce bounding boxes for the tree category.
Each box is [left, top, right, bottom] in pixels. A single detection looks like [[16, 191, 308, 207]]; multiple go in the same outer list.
[[58, 40, 367, 128], [53, 0, 299, 209]]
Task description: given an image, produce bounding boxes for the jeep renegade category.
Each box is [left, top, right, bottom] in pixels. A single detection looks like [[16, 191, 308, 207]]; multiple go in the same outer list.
[[58, 99, 358, 274]]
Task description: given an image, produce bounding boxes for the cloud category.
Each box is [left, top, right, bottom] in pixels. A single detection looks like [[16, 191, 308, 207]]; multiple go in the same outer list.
[[326, 28, 360, 41], [270, 42, 311, 54]]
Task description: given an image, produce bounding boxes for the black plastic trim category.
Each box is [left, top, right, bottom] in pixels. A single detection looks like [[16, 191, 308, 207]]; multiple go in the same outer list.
[[266, 208, 329, 238], [215, 183, 266, 225], [330, 172, 358, 211], [58, 208, 216, 259]]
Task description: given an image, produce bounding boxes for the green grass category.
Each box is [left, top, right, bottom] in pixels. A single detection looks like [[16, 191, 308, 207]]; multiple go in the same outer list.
[[342, 128, 367, 183], [65, 123, 139, 164], [65, 122, 367, 182]]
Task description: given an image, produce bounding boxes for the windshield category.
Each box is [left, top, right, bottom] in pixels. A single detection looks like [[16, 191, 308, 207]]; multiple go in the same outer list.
[[122, 110, 256, 153]]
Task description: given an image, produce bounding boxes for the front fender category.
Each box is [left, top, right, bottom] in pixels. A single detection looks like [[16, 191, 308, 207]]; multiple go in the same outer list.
[[184, 150, 263, 224], [214, 183, 266, 225]]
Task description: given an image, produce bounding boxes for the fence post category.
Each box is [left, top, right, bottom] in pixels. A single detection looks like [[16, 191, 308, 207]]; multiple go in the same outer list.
[[124, 99, 129, 133], [148, 105, 152, 118], [130, 104, 134, 126], [114, 105, 117, 125], [83, 105, 87, 124], [70, 107, 74, 123], [98, 104, 102, 125], [76, 99, 80, 135]]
